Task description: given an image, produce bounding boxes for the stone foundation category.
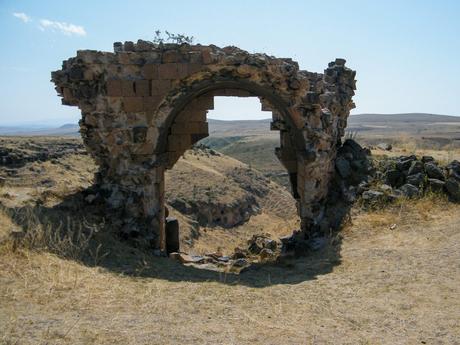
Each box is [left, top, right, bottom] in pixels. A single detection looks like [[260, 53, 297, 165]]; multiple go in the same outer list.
[[51, 40, 356, 252]]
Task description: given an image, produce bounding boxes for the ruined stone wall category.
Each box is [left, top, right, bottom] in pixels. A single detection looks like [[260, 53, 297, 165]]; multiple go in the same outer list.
[[51, 40, 356, 252]]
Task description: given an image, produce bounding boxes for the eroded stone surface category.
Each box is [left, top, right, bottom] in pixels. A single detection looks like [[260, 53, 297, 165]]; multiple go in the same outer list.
[[51, 40, 356, 252]]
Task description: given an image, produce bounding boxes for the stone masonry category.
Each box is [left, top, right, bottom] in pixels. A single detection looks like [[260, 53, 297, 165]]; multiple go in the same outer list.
[[51, 40, 356, 253]]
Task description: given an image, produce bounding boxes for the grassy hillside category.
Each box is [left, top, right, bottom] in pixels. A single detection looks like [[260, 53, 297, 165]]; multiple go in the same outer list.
[[0, 137, 297, 257], [165, 147, 297, 254]]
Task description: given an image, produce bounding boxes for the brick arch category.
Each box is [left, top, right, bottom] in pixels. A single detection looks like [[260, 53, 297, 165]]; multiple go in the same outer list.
[[157, 80, 302, 151], [156, 79, 303, 172], [51, 40, 356, 253]]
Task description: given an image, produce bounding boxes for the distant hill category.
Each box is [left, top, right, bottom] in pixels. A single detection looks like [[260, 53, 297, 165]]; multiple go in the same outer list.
[[0, 124, 79, 136], [2, 113, 459, 137], [208, 118, 271, 137], [348, 113, 460, 124], [346, 113, 460, 142]]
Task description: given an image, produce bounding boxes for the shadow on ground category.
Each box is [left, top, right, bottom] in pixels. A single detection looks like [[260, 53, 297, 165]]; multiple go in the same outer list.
[[2, 189, 344, 288]]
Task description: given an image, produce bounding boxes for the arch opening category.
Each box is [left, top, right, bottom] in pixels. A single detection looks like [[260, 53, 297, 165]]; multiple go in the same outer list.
[[163, 91, 301, 255]]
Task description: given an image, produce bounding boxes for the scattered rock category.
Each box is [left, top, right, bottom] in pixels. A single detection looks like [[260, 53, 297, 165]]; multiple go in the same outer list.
[[247, 234, 277, 254], [169, 252, 205, 264], [259, 248, 274, 260], [232, 258, 249, 267], [231, 248, 247, 259], [85, 194, 97, 204], [444, 178, 460, 202], [421, 156, 435, 163], [427, 178, 445, 192], [385, 169, 404, 187], [376, 142, 392, 151], [357, 181, 370, 194], [407, 161, 424, 175], [406, 173, 424, 187], [335, 157, 351, 178], [400, 184, 419, 198], [217, 256, 230, 263], [396, 158, 414, 172], [424, 162, 445, 181], [379, 184, 393, 193], [362, 190, 385, 206], [447, 160, 460, 182]]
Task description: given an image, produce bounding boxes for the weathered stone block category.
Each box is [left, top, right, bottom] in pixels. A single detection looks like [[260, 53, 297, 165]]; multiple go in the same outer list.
[[144, 96, 163, 111], [176, 110, 207, 122], [106, 80, 122, 96], [187, 63, 202, 75], [84, 113, 98, 126], [158, 63, 179, 79], [171, 121, 208, 135], [123, 97, 144, 112], [188, 51, 202, 64], [132, 142, 155, 155], [151, 79, 171, 95], [127, 112, 148, 127], [113, 42, 123, 52], [189, 96, 214, 110], [83, 70, 94, 80], [261, 100, 273, 111], [135, 80, 150, 96], [177, 63, 190, 79], [132, 126, 148, 143], [202, 49, 212, 64], [107, 97, 123, 112], [270, 120, 286, 131], [63, 88, 74, 101], [168, 134, 192, 152], [122, 80, 135, 96], [124, 41, 135, 51], [162, 50, 181, 63], [117, 52, 131, 64], [141, 64, 158, 79]]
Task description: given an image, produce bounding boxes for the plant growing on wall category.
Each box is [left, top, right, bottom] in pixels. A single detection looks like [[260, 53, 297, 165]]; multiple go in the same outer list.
[[153, 30, 194, 45]]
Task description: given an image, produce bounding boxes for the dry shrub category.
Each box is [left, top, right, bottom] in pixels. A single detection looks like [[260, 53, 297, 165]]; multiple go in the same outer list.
[[348, 191, 452, 238], [0, 205, 104, 262]]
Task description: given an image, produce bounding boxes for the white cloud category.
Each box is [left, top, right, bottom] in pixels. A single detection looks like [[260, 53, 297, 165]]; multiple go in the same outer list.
[[12, 12, 87, 37], [13, 12, 31, 23], [39, 19, 86, 36]]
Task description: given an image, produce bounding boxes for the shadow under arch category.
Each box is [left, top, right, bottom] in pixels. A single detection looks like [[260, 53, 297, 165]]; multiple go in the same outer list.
[[1, 189, 343, 288]]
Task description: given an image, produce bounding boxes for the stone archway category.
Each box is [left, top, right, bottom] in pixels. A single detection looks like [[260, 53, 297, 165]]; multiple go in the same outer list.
[[51, 40, 356, 253]]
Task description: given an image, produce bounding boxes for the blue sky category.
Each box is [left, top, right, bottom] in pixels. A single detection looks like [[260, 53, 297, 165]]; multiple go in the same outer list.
[[0, 0, 459, 125]]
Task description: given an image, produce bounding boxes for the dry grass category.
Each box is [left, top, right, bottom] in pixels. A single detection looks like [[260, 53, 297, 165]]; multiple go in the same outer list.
[[1, 137, 459, 344], [0, 205, 103, 261], [368, 133, 460, 164], [166, 149, 297, 254], [1, 195, 459, 344], [179, 212, 298, 255]]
